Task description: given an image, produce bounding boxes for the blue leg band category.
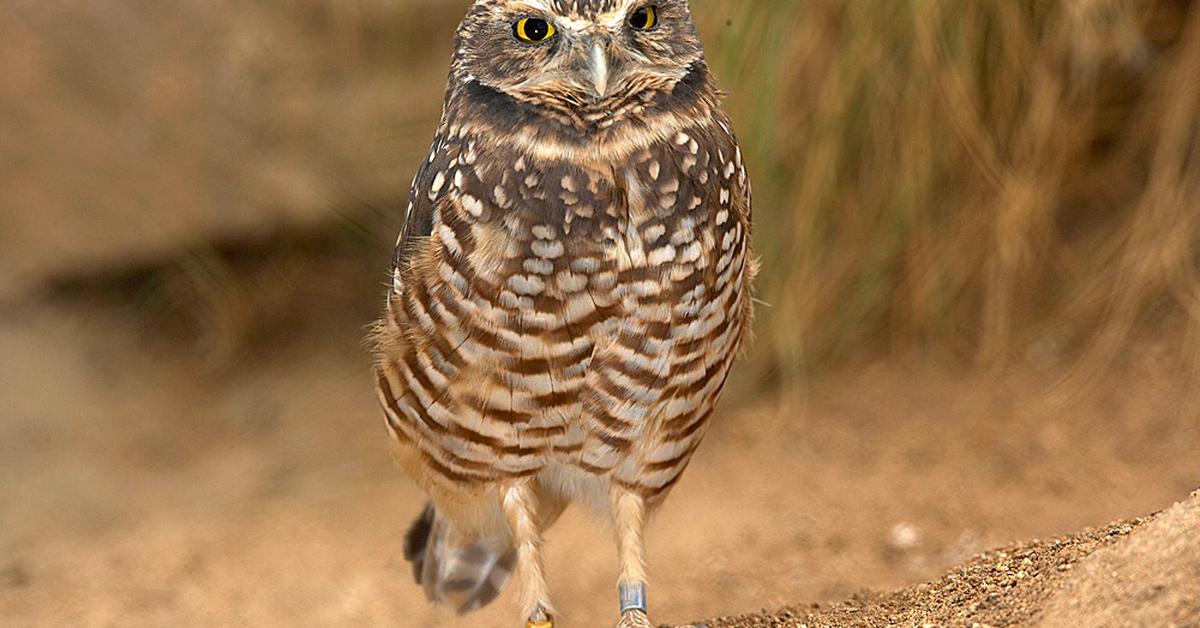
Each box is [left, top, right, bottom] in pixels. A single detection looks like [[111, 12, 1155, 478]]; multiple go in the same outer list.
[[619, 582, 647, 614]]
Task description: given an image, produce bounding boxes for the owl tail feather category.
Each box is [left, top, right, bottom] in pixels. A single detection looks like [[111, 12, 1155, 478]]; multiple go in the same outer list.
[[403, 503, 516, 615]]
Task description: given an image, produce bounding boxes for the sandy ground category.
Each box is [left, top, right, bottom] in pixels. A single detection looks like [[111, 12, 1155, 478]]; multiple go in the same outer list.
[[700, 493, 1200, 627], [1, 294, 1198, 627]]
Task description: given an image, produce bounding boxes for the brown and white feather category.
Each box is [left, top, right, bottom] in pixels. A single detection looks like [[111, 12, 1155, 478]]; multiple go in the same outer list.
[[371, 0, 754, 616]]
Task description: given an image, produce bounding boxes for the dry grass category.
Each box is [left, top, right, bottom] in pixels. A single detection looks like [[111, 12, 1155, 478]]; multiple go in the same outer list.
[[693, 0, 1200, 384]]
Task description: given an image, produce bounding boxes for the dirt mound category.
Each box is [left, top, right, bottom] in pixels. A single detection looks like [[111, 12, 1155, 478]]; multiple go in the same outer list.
[[1039, 492, 1200, 627], [693, 492, 1200, 627]]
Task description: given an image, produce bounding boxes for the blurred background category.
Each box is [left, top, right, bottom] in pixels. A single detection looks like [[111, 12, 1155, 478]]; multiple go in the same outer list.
[[2, 0, 1198, 625]]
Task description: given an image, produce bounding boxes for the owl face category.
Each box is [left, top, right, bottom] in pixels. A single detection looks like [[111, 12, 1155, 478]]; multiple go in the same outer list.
[[455, 0, 703, 111]]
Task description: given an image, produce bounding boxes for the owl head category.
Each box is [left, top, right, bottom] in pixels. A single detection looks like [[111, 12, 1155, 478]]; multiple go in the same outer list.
[[453, 1, 705, 112]]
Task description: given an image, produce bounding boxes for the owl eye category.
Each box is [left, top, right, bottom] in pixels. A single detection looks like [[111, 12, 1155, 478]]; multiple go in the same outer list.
[[628, 6, 658, 31], [513, 17, 556, 43]]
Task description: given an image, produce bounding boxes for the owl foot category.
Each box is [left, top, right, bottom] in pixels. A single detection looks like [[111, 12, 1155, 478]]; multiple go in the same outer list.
[[617, 609, 653, 628], [526, 605, 555, 628]]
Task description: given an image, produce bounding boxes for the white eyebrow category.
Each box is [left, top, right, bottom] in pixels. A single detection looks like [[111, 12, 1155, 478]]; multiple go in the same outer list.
[[510, 0, 553, 13], [551, 10, 628, 32], [508, 1, 633, 31]]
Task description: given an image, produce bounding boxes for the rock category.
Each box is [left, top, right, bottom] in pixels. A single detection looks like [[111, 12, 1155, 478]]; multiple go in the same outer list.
[[0, 1, 457, 300], [1037, 494, 1200, 627]]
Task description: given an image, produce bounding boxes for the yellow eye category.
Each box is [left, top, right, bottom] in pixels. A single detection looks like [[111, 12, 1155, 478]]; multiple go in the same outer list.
[[628, 6, 658, 31], [514, 17, 556, 43]]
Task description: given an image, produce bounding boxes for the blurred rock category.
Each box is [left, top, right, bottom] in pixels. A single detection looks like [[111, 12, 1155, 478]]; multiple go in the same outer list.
[[0, 0, 466, 300], [888, 522, 923, 551]]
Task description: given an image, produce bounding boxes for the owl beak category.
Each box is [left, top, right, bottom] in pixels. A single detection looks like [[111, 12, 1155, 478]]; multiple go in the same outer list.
[[588, 41, 610, 100]]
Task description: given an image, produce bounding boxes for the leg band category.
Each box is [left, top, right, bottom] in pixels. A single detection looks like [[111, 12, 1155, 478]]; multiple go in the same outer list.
[[619, 581, 647, 614]]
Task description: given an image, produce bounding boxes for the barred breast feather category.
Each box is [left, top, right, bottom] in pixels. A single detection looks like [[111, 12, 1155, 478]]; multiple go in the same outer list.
[[374, 112, 752, 510]]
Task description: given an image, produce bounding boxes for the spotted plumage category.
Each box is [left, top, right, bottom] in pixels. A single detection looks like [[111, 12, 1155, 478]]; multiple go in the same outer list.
[[371, 1, 753, 625]]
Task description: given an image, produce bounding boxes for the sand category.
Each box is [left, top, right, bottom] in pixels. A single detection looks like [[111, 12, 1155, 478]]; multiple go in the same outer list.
[[2, 296, 1198, 627], [694, 493, 1200, 627]]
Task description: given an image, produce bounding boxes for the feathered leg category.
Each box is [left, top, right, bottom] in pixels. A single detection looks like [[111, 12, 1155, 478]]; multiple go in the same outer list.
[[613, 490, 652, 628], [403, 503, 517, 614], [503, 482, 556, 627]]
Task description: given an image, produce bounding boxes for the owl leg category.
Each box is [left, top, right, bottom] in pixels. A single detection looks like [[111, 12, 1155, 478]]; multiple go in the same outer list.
[[613, 490, 653, 628], [502, 483, 556, 628]]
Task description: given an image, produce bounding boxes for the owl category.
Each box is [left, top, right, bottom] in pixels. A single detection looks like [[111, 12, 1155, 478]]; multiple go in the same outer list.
[[371, 1, 754, 626]]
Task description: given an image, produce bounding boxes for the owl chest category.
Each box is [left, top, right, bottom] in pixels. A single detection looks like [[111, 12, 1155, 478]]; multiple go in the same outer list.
[[425, 133, 744, 426], [457, 156, 717, 329]]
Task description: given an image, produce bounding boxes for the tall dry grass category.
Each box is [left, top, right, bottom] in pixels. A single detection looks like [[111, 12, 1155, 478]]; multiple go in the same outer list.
[[693, 0, 1200, 384]]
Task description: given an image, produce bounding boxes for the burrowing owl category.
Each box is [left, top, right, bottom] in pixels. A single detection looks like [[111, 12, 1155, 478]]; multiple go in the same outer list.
[[371, 1, 753, 626]]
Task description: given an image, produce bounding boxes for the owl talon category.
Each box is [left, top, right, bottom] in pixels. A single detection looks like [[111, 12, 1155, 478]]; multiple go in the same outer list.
[[618, 609, 653, 628], [525, 601, 555, 628]]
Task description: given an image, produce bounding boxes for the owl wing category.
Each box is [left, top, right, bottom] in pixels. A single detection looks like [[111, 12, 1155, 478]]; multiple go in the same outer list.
[[378, 129, 574, 489], [391, 134, 445, 283]]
